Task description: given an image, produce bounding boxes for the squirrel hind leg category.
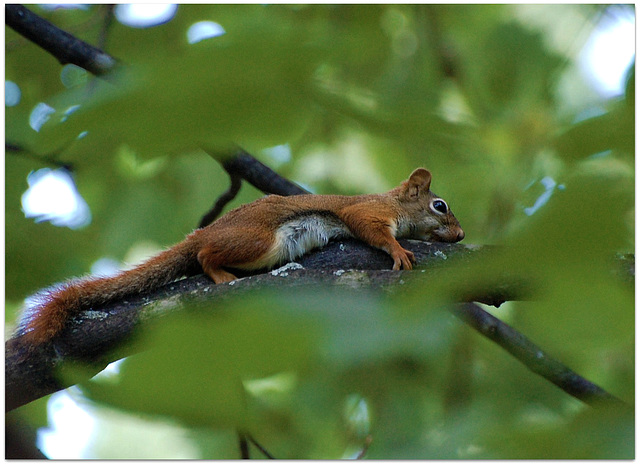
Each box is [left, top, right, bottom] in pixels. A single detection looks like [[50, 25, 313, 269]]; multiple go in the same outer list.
[[197, 231, 273, 284], [197, 247, 239, 284], [207, 268, 239, 284]]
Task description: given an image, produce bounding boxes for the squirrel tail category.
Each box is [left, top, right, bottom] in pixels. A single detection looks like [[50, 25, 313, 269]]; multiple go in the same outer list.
[[18, 239, 201, 348]]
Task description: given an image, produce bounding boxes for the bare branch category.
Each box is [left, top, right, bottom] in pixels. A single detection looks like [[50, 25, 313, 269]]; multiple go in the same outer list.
[[198, 147, 309, 226], [5, 4, 118, 77], [208, 147, 309, 196], [450, 302, 628, 409], [245, 433, 276, 459], [198, 172, 243, 228]]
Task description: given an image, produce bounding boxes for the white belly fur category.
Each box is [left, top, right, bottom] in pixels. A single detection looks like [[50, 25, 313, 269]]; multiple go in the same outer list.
[[251, 214, 351, 269]]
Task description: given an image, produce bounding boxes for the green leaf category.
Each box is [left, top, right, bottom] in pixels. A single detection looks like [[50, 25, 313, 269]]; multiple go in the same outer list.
[[80, 298, 320, 428]]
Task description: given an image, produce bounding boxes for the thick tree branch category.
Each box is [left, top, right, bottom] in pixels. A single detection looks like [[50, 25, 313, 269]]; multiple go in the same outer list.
[[6, 240, 631, 413], [5, 240, 502, 412], [5, 4, 118, 77]]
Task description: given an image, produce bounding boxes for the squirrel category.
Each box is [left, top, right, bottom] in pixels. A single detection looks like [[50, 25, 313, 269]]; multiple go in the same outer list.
[[15, 168, 464, 349]]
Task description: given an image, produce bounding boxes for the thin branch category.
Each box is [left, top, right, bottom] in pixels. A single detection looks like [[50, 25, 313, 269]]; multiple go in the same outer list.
[[5, 4, 118, 77], [238, 432, 274, 459], [95, 4, 115, 51], [5, 143, 74, 171], [450, 302, 628, 409], [198, 172, 242, 228], [5, 5, 302, 223], [246, 434, 276, 459], [199, 147, 309, 227], [198, 147, 308, 227], [5, 7, 632, 447], [209, 147, 309, 197]]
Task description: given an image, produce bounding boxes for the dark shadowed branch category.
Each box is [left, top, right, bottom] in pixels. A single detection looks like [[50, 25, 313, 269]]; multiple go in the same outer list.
[[219, 148, 308, 196], [240, 433, 276, 459], [5, 240, 497, 412], [4, 2, 632, 422], [6, 143, 73, 170], [5, 4, 118, 77]]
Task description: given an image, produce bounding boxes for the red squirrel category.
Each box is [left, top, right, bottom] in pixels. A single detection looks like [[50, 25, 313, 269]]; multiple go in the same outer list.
[[16, 168, 464, 349]]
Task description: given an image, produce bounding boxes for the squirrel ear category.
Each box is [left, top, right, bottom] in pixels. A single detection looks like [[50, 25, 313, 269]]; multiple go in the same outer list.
[[406, 168, 432, 198]]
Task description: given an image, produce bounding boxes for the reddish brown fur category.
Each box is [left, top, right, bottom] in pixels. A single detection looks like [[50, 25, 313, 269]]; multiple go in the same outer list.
[[18, 168, 464, 348], [22, 239, 202, 347]]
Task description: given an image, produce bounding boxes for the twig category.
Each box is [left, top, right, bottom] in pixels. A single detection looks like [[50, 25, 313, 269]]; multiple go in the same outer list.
[[5, 4, 118, 77], [86, 4, 116, 94], [95, 4, 115, 51], [198, 172, 242, 228], [199, 147, 308, 227], [3, 4, 633, 416], [246, 434, 275, 459], [5, 5, 302, 221], [198, 147, 309, 227], [5, 143, 74, 171], [237, 432, 275, 459], [450, 302, 629, 409]]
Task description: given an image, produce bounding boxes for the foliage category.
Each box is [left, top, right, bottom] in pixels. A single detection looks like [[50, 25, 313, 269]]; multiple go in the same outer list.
[[5, 4, 634, 459]]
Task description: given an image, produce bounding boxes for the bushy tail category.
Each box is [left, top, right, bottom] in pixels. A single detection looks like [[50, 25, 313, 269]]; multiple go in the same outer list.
[[19, 239, 201, 348]]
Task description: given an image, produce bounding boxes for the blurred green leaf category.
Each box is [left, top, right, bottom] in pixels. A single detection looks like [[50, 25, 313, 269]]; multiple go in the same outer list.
[[79, 298, 320, 428], [482, 404, 633, 459]]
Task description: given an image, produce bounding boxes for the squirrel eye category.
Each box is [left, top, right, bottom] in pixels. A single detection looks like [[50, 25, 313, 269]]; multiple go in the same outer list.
[[431, 199, 448, 214]]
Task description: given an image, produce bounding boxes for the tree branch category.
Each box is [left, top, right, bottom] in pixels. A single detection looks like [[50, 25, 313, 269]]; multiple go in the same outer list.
[[5, 4, 118, 77], [5, 5, 304, 227], [199, 147, 309, 226], [5, 240, 502, 412], [198, 171, 243, 228], [450, 302, 629, 409], [7, 240, 630, 413], [216, 147, 308, 196]]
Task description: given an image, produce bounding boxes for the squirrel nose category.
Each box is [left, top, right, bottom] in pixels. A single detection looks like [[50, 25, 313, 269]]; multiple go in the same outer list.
[[456, 229, 465, 242]]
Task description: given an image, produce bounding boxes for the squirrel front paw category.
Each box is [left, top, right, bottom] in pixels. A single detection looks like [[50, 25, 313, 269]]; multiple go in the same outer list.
[[391, 246, 415, 271]]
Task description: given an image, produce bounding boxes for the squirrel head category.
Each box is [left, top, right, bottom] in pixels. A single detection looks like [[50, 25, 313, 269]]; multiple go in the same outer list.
[[398, 168, 465, 243]]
